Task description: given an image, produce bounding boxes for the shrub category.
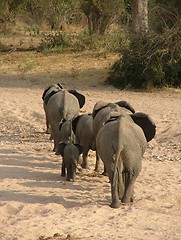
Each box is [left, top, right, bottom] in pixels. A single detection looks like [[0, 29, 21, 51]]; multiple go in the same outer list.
[[107, 23, 181, 89], [39, 31, 69, 52]]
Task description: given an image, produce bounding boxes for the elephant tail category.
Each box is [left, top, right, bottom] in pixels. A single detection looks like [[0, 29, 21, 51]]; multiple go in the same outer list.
[[113, 118, 124, 194], [113, 144, 123, 192]]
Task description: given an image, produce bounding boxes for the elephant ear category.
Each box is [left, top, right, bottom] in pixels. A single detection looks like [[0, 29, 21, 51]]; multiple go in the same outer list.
[[130, 112, 156, 142], [42, 86, 51, 100], [72, 115, 81, 134], [92, 101, 109, 118], [56, 143, 66, 157], [68, 90, 85, 109], [74, 143, 83, 155], [115, 100, 135, 113]]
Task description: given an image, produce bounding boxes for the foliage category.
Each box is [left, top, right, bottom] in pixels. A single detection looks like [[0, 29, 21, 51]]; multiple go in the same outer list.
[[149, 0, 181, 33], [0, 0, 180, 90], [38, 28, 129, 53], [39, 31, 69, 52], [80, 0, 125, 35], [0, 0, 80, 31], [107, 23, 181, 89], [18, 58, 38, 73], [33, 0, 79, 30]]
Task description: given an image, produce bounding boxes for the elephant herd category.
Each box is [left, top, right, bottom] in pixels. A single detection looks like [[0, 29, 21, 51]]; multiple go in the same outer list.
[[42, 83, 156, 208]]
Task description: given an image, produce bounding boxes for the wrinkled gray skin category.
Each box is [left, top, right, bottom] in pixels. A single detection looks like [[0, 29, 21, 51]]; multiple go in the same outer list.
[[59, 119, 74, 144], [42, 83, 63, 135], [92, 100, 135, 173], [56, 142, 83, 181], [45, 88, 85, 152], [72, 114, 96, 169], [96, 113, 156, 208]]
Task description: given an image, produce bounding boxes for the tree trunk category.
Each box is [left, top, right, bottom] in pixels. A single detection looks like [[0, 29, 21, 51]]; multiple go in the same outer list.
[[131, 0, 148, 34]]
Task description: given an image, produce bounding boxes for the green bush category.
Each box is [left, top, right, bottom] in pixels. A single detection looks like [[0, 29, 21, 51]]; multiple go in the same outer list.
[[39, 31, 69, 52], [107, 24, 181, 89]]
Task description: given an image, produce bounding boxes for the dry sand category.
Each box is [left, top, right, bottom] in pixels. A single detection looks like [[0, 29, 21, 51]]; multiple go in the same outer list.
[[0, 51, 180, 240]]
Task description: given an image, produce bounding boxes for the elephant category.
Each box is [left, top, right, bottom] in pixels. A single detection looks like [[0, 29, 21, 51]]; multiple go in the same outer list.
[[92, 100, 135, 173], [96, 112, 156, 208], [56, 142, 83, 181], [92, 100, 135, 119], [72, 114, 96, 169], [42, 83, 63, 134], [45, 87, 85, 152], [59, 119, 74, 144]]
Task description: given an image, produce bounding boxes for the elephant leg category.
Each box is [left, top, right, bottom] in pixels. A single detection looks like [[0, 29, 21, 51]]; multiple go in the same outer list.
[[45, 112, 51, 134], [118, 172, 124, 200], [95, 151, 107, 175], [121, 174, 137, 203], [102, 164, 107, 176], [61, 159, 66, 177], [67, 165, 76, 181], [81, 148, 89, 169], [49, 129, 54, 140], [46, 122, 51, 134], [66, 167, 71, 181], [95, 150, 100, 172], [52, 130, 61, 152], [108, 169, 120, 208], [53, 138, 59, 152]]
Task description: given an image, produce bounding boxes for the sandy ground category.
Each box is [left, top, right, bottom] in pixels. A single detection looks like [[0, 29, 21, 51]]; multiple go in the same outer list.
[[0, 50, 181, 240]]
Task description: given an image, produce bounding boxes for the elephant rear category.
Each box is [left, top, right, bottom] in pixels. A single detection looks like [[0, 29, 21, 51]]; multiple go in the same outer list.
[[46, 90, 84, 151], [72, 114, 95, 169], [96, 115, 148, 208], [75, 114, 95, 150]]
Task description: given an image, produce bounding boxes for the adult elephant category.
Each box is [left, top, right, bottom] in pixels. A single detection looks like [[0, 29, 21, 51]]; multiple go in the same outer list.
[[42, 83, 63, 134], [96, 112, 156, 208], [46, 88, 85, 152], [92, 100, 135, 173]]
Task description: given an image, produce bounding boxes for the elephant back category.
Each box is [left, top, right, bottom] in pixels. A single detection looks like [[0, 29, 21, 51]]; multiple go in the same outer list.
[[42, 83, 63, 102], [62, 91, 81, 120]]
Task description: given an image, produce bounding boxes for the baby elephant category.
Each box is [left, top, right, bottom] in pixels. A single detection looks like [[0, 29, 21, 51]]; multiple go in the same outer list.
[[56, 142, 83, 181], [59, 119, 75, 143], [72, 114, 96, 169]]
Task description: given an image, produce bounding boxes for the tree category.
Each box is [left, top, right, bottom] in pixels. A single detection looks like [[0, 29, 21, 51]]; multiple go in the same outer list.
[[130, 0, 148, 33], [80, 0, 124, 35]]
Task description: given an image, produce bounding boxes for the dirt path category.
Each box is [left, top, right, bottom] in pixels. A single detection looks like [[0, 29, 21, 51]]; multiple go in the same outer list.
[[0, 51, 181, 240]]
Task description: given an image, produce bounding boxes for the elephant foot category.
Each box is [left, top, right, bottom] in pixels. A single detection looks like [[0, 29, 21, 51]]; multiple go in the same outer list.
[[53, 147, 58, 152], [94, 166, 100, 173], [49, 135, 53, 140], [121, 196, 131, 204], [110, 201, 120, 208], [81, 162, 88, 169], [66, 178, 75, 182], [46, 129, 51, 134], [101, 171, 108, 176], [61, 169, 66, 177]]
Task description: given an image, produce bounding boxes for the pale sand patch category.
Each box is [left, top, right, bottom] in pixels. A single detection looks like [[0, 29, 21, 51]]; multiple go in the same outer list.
[[0, 51, 180, 240]]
